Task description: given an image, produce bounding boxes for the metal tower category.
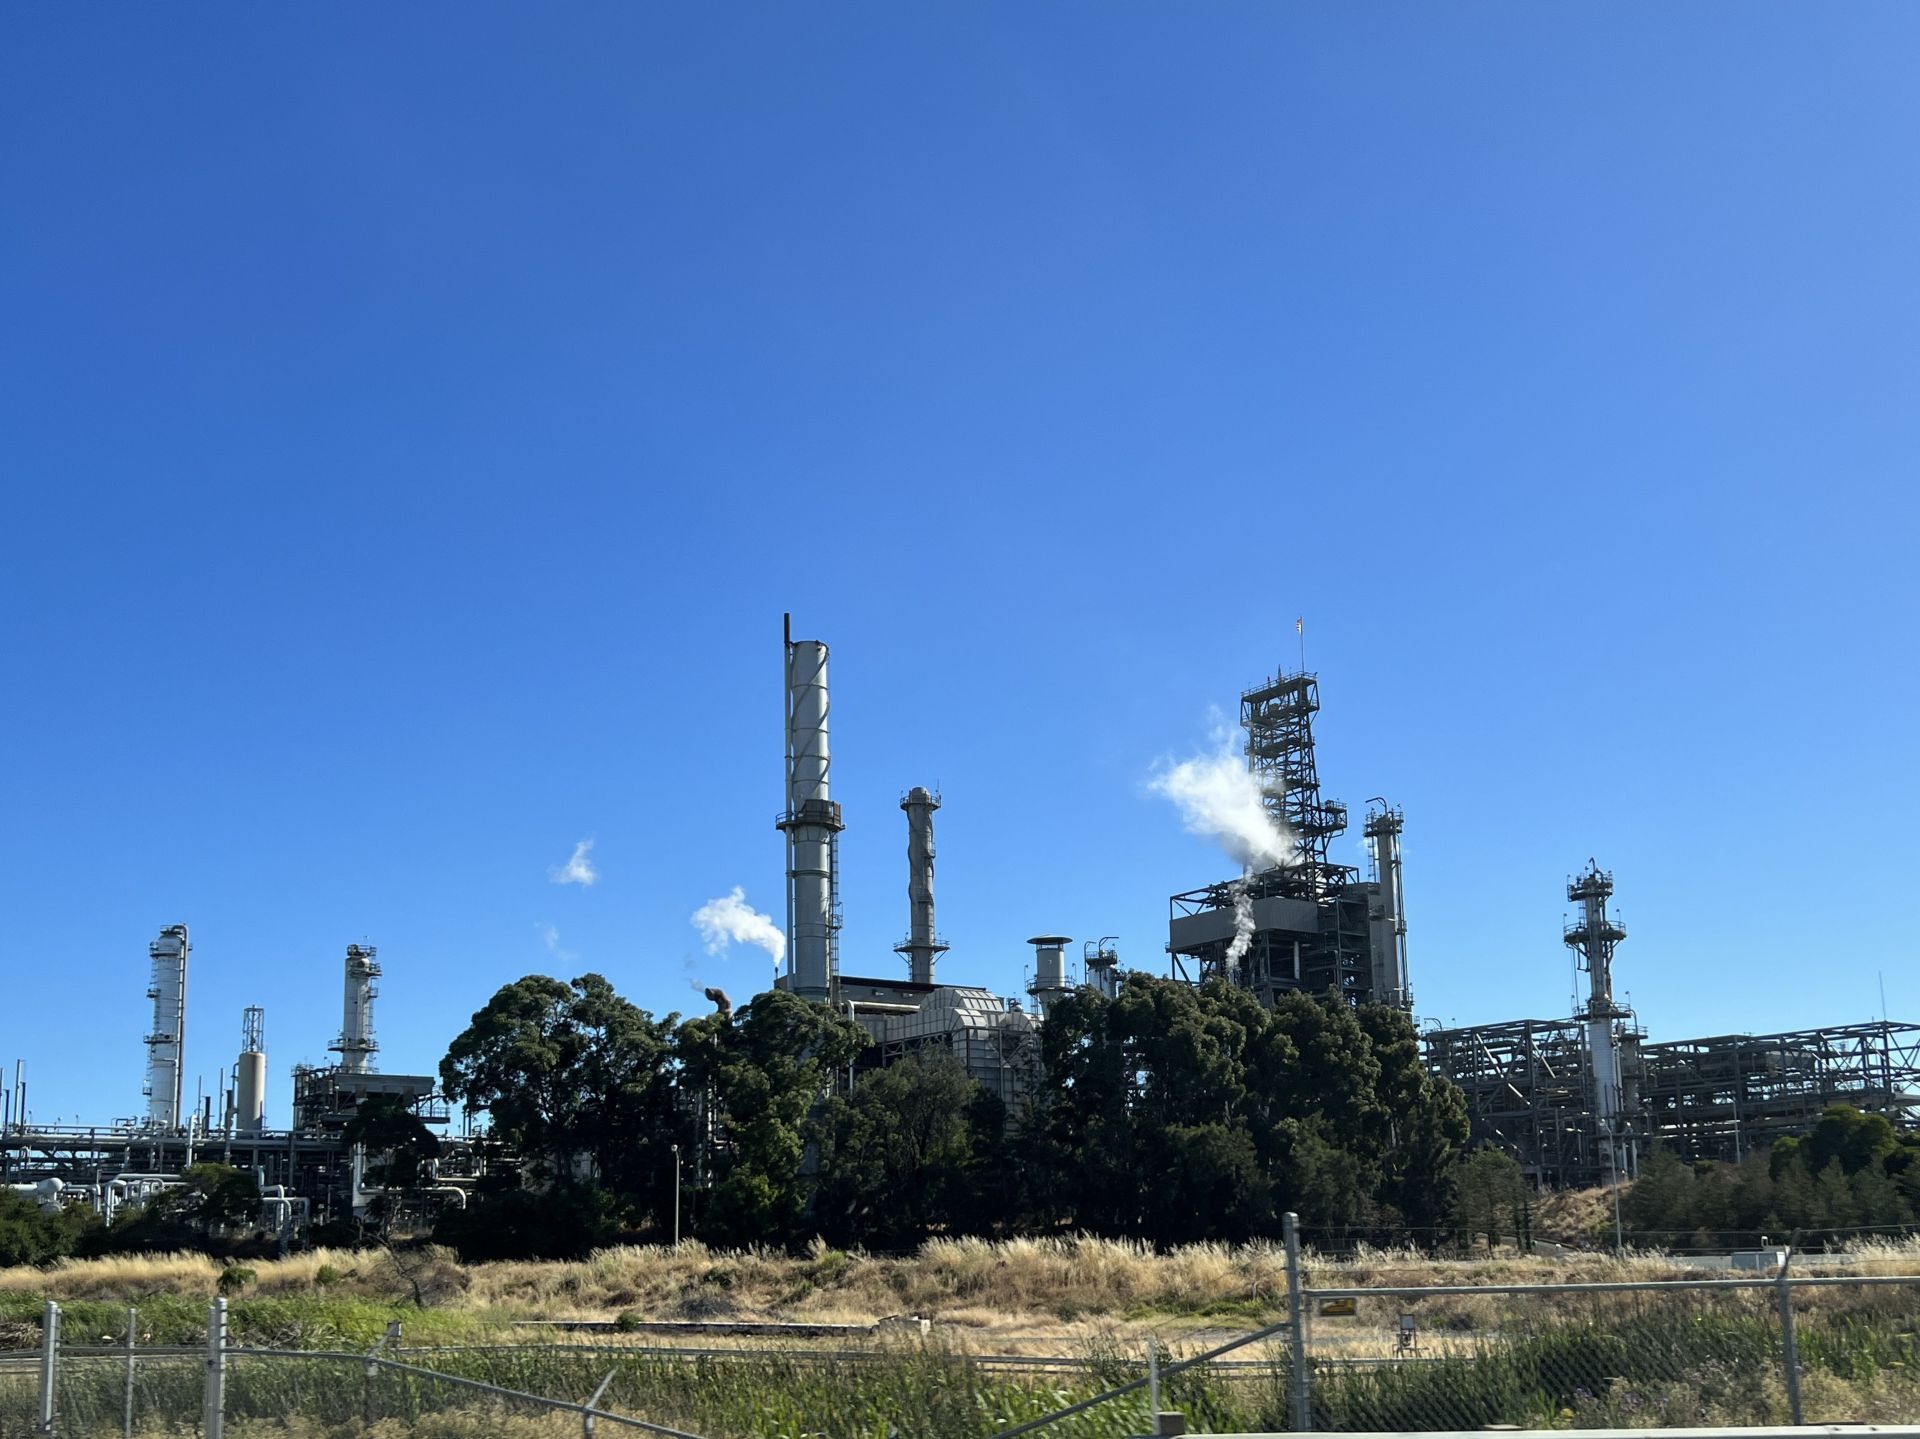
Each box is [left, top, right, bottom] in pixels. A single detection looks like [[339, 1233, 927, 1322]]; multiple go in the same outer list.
[[893, 787, 949, 984], [778, 615, 844, 1001], [1240, 672, 1350, 894], [1565, 863, 1632, 1174], [1364, 803, 1411, 1010], [143, 925, 190, 1130], [1083, 937, 1121, 999], [332, 944, 380, 1074], [235, 1007, 267, 1135]]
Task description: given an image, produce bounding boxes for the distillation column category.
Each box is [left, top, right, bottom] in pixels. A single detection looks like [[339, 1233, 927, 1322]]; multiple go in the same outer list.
[[777, 619, 844, 1002], [893, 787, 949, 984], [234, 1007, 267, 1135], [144, 925, 190, 1130], [1364, 804, 1411, 1010], [332, 945, 381, 1074], [1565, 863, 1632, 1176]]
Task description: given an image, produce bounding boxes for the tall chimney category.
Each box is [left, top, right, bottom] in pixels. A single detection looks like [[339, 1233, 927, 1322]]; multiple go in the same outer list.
[[1026, 934, 1072, 1016], [894, 787, 949, 984], [777, 616, 844, 1001]]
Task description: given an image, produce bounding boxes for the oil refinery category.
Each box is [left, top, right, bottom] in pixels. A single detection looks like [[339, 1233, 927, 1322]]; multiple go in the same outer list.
[[4, 616, 1917, 1234]]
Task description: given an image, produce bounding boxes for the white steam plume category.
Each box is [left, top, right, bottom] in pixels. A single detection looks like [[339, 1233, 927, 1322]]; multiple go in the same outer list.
[[1148, 729, 1301, 871], [1224, 874, 1256, 975], [692, 887, 786, 963], [551, 839, 598, 887]]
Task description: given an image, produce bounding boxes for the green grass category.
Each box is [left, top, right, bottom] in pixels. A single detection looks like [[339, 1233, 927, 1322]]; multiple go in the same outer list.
[[5, 1293, 1920, 1436]]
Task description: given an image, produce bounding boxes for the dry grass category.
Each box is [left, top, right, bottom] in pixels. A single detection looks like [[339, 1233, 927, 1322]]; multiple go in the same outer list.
[[6, 1231, 1917, 1334]]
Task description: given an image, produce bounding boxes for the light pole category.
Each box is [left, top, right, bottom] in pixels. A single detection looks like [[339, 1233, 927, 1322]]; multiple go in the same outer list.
[[671, 1143, 681, 1247]]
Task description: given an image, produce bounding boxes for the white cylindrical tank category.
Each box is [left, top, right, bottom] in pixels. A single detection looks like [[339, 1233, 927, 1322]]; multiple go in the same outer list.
[[1027, 934, 1072, 1015], [235, 1051, 266, 1134]]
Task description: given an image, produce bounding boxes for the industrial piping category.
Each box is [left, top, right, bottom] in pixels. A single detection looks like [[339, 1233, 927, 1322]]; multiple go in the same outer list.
[[778, 616, 844, 1001], [894, 787, 949, 984]]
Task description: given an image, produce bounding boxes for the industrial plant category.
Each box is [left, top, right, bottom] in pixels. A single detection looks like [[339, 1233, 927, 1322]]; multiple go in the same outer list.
[[2, 933, 455, 1235], [4, 617, 1917, 1238]]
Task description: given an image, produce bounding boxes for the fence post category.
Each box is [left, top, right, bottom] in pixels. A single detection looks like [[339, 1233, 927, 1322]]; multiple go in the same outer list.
[[1284, 1211, 1311, 1432], [123, 1306, 137, 1439], [581, 1368, 617, 1439], [203, 1298, 227, 1439], [35, 1300, 59, 1437], [1147, 1338, 1160, 1429], [1776, 1239, 1803, 1426]]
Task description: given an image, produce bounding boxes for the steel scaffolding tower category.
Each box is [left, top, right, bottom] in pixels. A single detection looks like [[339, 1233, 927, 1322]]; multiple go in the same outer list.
[[1240, 672, 1353, 897]]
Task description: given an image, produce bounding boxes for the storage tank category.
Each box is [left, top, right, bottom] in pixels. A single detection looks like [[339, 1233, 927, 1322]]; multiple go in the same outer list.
[[235, 1006, 267, 1134]]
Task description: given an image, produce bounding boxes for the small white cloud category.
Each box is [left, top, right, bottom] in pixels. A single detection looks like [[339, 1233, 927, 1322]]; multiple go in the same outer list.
[[692, 887, 786, 963], [536, 922, 575, 962], [551, 839, 598, 887]]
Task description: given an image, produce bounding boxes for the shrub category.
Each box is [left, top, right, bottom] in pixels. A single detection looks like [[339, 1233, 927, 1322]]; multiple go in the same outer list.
[[217, 1265, 257, 1295]]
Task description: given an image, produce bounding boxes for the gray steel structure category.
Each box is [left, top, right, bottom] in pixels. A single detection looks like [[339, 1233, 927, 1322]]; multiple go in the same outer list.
[[332, 944, 380, 1074], [1426, 1015, 1920, 1186], [893, 787, 947, 985], [1636, 1022, 1920, 1164], [1167, 669, 1410, 1011], [143, 925, 190, 1131], [777, 616, 844, 1002]]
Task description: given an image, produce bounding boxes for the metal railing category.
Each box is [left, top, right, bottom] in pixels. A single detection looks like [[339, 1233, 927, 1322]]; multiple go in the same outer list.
[[8, 1297, 711, 1439]]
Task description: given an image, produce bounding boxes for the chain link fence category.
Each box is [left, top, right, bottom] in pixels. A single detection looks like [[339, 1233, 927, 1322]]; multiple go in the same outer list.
[[9, 1229, 1920, 1438]]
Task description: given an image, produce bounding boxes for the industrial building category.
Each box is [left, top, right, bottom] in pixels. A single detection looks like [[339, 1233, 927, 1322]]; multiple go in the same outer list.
[[2, 937, 456, 1231], [1166, 668, 1411, 1012], [6, 619, 1917, 1233], [1424, 865, 1920, 1186], [772, 617, 1052, 1111]]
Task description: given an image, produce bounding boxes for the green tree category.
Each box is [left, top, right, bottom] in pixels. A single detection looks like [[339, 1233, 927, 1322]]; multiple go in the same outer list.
[[1450, 1146, 1529, 1253], [1025, 974, 1468, 1245], [344, 1095, 442, 1191], [1803, 1105, 1898, 1179], [0, 1189, 95, 1266], [675, 987, 867, 1246], [440, 973, 679, 1221], [813, 1049, 980, 1246]]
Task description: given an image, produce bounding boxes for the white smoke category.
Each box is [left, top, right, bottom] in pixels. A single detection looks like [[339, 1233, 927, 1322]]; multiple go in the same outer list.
[[1148, 730, 1301, 871], [551, 839, 598, 887], [1224, 874, 1256, 974], [692, 887, 786, 963]]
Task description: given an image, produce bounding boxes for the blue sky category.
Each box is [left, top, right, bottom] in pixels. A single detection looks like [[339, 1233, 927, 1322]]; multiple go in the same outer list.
[[4, 6, 1915, 1128]]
